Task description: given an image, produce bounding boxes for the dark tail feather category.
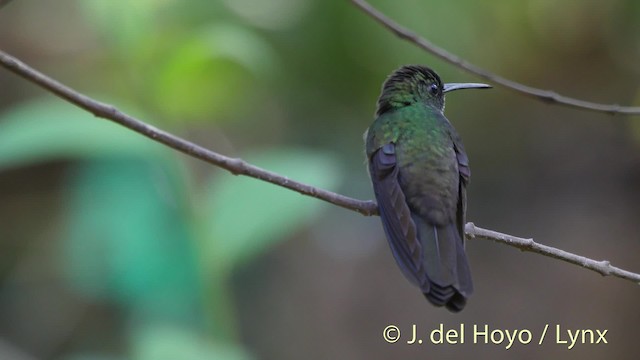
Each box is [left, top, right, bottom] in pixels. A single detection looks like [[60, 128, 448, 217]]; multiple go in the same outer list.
[[445, 293, 467, 313], [413, 215, 473, 312]]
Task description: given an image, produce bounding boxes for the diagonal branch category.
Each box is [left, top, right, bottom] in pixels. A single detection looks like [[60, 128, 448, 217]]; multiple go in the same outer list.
[[0, 0, 15, 9], [1, 49, 639, 285], [0, 50, 378, 217], [465, 224, 640, 283], [350, 0, 640, 116]]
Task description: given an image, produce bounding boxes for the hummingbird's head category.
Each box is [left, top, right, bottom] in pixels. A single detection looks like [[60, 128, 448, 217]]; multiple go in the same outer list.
[[376, 65, 490, 115]]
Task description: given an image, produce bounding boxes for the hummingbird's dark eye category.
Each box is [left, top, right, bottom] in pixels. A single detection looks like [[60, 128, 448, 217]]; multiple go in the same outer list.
[[429, 83, 439, 96]]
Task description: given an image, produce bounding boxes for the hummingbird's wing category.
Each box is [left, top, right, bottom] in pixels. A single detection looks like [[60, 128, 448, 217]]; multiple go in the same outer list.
[[370, 141, 472, 312], [368, 143, 430, 291], [453, 141, 470, 184], [450, 132, 470, 243], [451, 137, 473, 307]]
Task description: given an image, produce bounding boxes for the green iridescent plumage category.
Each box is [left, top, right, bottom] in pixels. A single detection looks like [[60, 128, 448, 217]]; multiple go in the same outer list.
[[365, 65, 489, 312]]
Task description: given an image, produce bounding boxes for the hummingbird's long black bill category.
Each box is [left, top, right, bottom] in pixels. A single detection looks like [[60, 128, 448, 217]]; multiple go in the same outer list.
[[443, 83, 491, 93]]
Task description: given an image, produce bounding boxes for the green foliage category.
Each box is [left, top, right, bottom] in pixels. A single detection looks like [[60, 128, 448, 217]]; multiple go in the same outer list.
[[63, 159, 200, 321], [77, 0, 277, 124], [131, 325, 254, 360], [0, 98, 161, 170], [0, 95, 341, 358], [77, 0, 168, 51], [152, 24, 277, 121], [204, 148, 341, 272]]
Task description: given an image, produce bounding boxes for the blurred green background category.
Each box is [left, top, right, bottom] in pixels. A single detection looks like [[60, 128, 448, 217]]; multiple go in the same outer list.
[[1, 0, 639, 359]]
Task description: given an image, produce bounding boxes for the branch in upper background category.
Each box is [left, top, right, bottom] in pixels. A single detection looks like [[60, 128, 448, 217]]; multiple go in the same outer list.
[[350, 0, 640, 116], [1, 49, 639, 285], [0, 0, 15, 10]]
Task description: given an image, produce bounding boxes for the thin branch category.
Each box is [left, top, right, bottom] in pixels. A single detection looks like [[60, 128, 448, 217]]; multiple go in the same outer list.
[[0, 50, 377, 216], [350, 0, 640, 116], [465, 223, 640, 284], [0, 0, 15, 9], [1, 49, 639, 285]]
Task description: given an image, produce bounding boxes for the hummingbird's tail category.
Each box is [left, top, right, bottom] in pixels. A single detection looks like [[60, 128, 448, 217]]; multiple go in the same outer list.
[[412, 214, 473, 312]]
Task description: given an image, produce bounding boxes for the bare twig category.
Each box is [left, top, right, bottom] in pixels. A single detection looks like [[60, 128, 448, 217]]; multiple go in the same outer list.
[[0, 50, 378, 216], [1, 49, 639, 285], [0, 0, 15, 9], [350, 0, 640, 116], [466, 223, 640, 283]]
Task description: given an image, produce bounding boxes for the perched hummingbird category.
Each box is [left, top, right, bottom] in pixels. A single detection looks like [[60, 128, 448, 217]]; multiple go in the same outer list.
[[365, 65, 490, 312]]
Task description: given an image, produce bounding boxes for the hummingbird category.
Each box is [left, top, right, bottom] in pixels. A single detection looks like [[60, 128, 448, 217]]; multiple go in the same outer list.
[[365, 65, 490, 312]]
